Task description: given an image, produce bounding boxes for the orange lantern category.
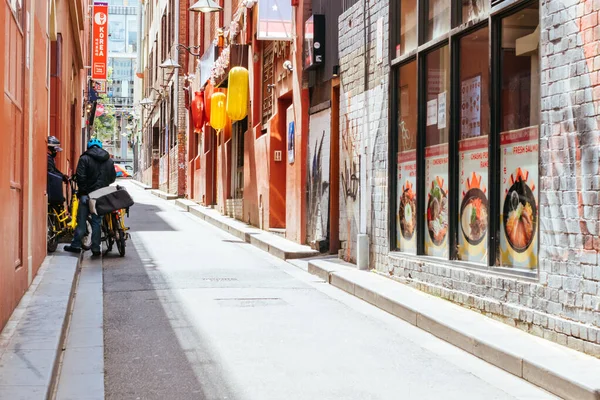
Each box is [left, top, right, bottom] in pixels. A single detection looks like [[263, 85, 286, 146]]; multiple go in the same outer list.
[[191, 92, 205, 133], [226, 67, 249, 121], [204, 82, 215, 121], [210, 92, 227, 130]]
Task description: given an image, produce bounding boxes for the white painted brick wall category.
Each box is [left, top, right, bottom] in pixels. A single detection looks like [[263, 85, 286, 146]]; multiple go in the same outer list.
[[336, 0, 600, 358]]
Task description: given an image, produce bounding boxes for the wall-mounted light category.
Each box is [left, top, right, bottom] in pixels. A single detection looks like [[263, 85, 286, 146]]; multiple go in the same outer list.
[[189, 0, 222, 13], [333, 65, 340, 77], [283, 60, 293, 72]]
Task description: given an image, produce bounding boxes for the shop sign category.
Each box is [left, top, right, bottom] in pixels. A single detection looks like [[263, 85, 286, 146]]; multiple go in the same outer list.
[[500, 126, 539, 269], [92, 2, 109, 81]]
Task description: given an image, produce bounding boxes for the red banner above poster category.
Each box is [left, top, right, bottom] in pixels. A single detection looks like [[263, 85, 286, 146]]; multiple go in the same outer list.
[[92, 2, 109, 81]]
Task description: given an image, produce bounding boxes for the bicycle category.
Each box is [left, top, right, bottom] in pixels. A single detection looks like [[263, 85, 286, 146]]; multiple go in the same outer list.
[[47, 178, 91, 253], [100, 206, 130, 257]]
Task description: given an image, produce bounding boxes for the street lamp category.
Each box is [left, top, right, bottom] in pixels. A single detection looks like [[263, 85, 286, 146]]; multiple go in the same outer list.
[[139, 87, 163, 108], [139, 98, 154, 107], [189, 0, 222, 13], [160, 44, 202, 71]]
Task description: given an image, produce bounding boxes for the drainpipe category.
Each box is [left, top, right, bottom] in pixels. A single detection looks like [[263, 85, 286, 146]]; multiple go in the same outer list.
[[137, 0, 143, 174], [357, 0, 370, 270], [27, 0, 37, 284], [174, 0, 180, 195]]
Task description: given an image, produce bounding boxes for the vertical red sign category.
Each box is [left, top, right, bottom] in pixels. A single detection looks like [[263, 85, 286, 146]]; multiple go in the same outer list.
[[92, 2, 109, 80]]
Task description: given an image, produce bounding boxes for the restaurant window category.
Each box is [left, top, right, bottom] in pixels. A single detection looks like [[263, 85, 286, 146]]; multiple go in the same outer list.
[[396, 61, 418, 254], [462, 0, 489, 24], [424, 0, 450, 42], [458, 26, 490, 263], [398, 0, 417, 57], [423, 45, 450, 258], [497, 3, 540, 269], [391, 1, 540, 273]]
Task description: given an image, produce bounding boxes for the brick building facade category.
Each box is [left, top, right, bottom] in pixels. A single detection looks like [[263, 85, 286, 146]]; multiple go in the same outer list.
[[0, 0, 89, 331], [335, 0, 600, 357]]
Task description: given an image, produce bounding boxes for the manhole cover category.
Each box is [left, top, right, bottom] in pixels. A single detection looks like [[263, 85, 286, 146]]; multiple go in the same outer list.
[[215, 298, 286, 307]]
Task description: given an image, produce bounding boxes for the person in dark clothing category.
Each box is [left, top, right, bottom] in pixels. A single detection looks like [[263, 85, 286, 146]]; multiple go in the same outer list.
[[47, 136, 69, 182], [65, 138, 116, 256]]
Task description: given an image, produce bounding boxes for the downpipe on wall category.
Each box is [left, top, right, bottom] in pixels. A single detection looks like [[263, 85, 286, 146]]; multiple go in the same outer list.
[[357, 0, 370, 270]]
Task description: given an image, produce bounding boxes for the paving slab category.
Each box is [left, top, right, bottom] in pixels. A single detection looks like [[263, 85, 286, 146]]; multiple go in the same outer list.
[[55, 254, 105, 400], [150, 189, 179, 200], [129, 179, 152, 190], [0, 250, 80, 399], [177, 201, 320, 261], [308, 259, 600, 400]]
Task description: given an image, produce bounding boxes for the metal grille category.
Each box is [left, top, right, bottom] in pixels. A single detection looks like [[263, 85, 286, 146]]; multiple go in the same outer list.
[[262, 43, 275, 126]]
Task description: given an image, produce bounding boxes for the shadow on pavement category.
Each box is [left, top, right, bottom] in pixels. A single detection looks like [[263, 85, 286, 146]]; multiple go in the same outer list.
[[127, 202, 176, 232], [103, 232, 239, 399]]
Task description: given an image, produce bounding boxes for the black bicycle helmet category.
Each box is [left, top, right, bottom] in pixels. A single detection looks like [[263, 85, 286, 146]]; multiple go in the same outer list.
[[48, 136, 63, 152]]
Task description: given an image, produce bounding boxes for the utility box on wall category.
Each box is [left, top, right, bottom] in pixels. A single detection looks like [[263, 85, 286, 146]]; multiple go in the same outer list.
[[304, 14, 325, 70]]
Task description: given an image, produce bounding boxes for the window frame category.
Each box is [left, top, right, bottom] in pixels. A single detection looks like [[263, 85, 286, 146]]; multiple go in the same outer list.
[[389, 0, 540, 277]]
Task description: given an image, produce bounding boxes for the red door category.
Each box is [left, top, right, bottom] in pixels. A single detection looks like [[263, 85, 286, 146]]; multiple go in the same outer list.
[[5, 1, 26, 268]]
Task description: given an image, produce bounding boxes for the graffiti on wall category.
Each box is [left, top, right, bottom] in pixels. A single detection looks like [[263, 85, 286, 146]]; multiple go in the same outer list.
[[307, 110, 331, 246], [541, 0, 600, 264], [341, 114, 360, 201], [340, 92, 362, 262]]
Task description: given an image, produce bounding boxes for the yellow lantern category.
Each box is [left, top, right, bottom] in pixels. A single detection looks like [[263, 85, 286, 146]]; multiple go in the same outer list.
[[210, 92, 227, 130], [226, 67, 249, 121]]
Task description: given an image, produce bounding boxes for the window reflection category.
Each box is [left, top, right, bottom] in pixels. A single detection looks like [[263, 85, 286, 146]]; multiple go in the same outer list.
[[462, 0, 489, 24], [399, 0, 418, 56], [426, 0, 451, 42]]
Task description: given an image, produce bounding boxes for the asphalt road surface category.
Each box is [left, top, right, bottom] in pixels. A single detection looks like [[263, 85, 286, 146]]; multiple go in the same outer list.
[[103, 181, 556, 400]]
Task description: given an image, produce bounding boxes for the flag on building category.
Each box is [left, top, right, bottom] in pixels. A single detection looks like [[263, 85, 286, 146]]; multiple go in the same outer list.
[[257, 0, 293, 41]]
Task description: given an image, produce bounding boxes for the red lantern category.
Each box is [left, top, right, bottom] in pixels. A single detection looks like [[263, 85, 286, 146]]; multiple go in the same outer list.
[[191, 92, 205, 133]]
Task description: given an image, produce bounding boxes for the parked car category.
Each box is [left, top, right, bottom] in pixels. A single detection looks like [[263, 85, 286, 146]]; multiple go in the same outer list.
[[114, 164, 133, 178]]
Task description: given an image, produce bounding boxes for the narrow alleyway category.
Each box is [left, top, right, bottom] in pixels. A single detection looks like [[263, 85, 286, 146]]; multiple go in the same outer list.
[[101, 182, 555, 400]]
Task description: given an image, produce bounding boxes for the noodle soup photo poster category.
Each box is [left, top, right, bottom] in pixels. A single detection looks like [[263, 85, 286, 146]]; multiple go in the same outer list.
[[424, 144, 449, 258], [500, 127, 539, 269], [457, 137, 489, 263], [396, 151, 417, 253]]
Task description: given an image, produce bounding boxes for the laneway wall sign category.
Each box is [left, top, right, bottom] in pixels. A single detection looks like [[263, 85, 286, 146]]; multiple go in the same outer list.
[[92, 2, 109, 81]]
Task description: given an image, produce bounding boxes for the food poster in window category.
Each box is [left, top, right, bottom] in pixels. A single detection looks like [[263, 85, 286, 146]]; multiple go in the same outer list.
[[458, 137, 488, 263], [424, 144, 449, 257], [397, 151, 417, 253], [500, 126, 539, 269]]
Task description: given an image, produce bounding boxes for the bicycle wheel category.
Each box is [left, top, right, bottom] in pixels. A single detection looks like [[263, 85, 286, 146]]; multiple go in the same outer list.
[[102, 216, 114, 253], [113, 214, 126, 257], [47, 213, 59, 253]]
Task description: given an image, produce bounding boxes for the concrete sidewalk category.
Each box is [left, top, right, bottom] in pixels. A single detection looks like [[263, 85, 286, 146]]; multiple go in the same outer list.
[[54, 254, 104, 400], [308, 258, 600, 400], [0, 250, 80, 399], [128, 179, 152, 190], [174, 198, 320, 260]]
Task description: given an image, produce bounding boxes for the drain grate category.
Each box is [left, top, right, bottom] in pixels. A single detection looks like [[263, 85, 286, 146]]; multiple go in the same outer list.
[[215, 298, 286, 307], [201, 278, 238, 282]]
